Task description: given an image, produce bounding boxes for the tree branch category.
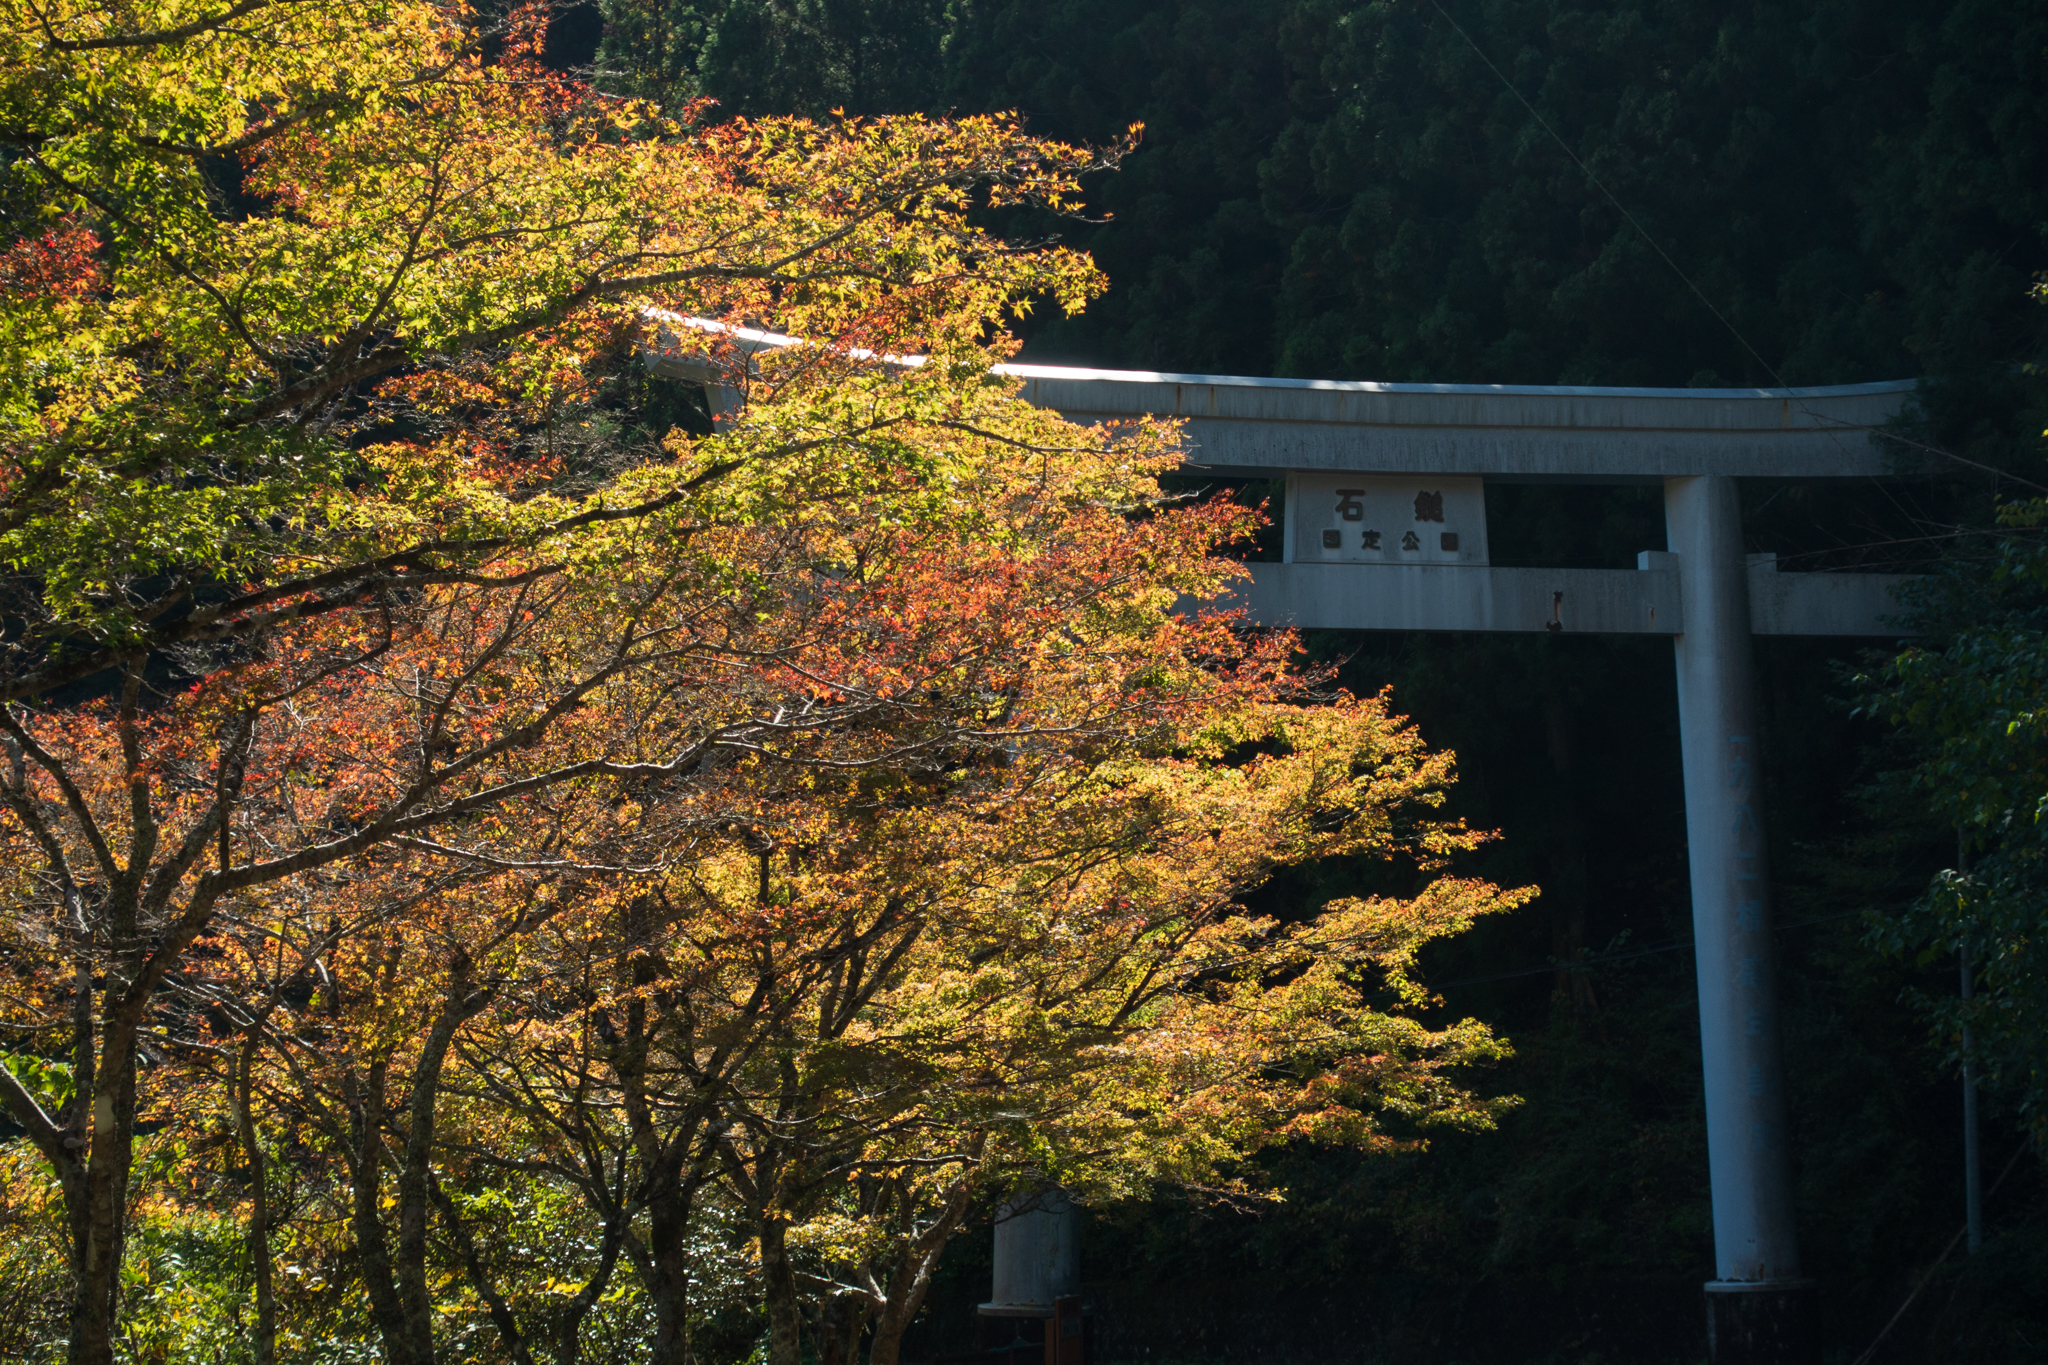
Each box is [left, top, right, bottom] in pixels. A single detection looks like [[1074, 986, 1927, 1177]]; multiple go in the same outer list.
[[50, 0, 304, 51]]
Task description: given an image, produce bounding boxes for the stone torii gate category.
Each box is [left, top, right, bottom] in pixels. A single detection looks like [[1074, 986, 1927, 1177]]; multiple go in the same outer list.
[[650, 319, 1917, 1365], [1009, 363, 1913, 1365]]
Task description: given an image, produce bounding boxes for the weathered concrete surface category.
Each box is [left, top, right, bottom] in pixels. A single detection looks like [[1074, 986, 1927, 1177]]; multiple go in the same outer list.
[[1286, 473, 1491, 565], [1006, 366, 1917, 480], [1705, 1283, 1819, 1365], [1215, 564, 1681, 634], [982, 1191, 1078, 1318], [1744, 554, 1915, 636], [1668, 476, 1803, 1293], [1212, 561, 1911, 636]]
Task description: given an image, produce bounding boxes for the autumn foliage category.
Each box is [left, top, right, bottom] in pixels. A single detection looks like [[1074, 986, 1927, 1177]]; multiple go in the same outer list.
[[0, 3, 1529, 1364]]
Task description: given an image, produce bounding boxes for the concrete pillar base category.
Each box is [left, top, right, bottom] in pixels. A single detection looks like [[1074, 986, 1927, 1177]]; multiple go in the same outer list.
[[1704, 1281, 1818, 1365]]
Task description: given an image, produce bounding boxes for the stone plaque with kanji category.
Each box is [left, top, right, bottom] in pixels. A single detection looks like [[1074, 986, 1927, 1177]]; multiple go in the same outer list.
[[1288, 474, 1489, 565]]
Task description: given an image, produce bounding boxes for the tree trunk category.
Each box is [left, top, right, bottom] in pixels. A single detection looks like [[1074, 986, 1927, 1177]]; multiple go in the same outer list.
[[642, 1180, 699, 1365], [865, 1232, 956, 1365], [430, 1172, 537, 1365], [393, 1014, 464, 1358], [867, 1151, 982, 1365], [550, 1217, 625, 1365], [233, 1032, 277, 1365], [0, 654, 243, 1365], [760, 1217, 804, 1365], [345, 981, 490, 1365], [66, 1111, 126, 1365], [70, 669, 156, 1365], [820, 1291, 869, 1365], [343, 1059, 430, 1365], [67, 1018, 138, 1365], [616, 977, 718, 1365]]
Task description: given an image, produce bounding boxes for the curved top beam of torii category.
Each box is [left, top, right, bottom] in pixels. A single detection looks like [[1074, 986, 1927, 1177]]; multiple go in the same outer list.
[[647, 312, 1918, 638], [646, 311, 1918, 481], [1007, 367, 1914, 482]]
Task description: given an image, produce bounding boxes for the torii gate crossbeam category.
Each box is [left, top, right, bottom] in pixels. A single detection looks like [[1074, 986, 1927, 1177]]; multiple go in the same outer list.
[[651, 319, 1917, 1365]]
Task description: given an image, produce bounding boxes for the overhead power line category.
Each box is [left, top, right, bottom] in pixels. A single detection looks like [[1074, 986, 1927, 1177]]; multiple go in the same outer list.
[[1423, 0, 2048, 497], [1423, 0, 1786, 390]]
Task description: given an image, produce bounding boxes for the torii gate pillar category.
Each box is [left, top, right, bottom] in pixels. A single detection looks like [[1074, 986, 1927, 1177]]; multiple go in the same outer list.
[[1666, 476, 1815, 1362]]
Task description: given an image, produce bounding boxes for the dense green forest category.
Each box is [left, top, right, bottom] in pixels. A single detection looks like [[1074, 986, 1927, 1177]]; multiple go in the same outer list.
[[580, 1, 2048, 1361]]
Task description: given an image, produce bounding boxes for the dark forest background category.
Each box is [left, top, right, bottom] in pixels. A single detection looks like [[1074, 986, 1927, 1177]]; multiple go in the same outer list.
[[557, 2, 2048, 1360]]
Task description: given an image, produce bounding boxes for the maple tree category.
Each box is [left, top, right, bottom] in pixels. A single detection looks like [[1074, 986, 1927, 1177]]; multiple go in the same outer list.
[[694, 694, 1525, 1365], [0, 1, 1143, 1359], [0, 5, 1531, 1365], [181, 623, 1523, 1365], [32, 437, 1530, 1365]]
